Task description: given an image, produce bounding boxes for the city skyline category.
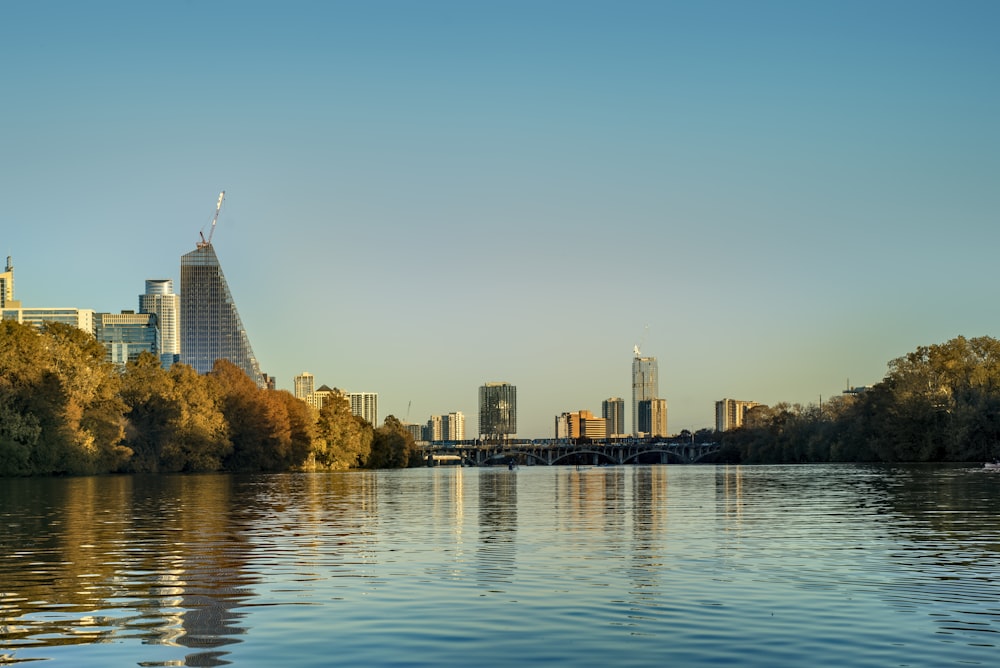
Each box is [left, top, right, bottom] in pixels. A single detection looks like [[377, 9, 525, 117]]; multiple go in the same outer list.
[[3, 2, 998, 438]]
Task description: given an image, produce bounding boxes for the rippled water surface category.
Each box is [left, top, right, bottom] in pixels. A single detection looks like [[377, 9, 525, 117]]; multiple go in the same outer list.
[[2, 464, 999, 666]]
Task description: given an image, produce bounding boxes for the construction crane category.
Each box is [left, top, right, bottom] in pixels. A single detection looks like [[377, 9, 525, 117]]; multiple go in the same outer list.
[[197, 191, 226, 249]]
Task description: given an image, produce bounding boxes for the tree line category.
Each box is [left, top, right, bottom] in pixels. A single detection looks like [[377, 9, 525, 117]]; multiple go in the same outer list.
[[719, 335, 1000, 464], [0, 320, 423, 476]]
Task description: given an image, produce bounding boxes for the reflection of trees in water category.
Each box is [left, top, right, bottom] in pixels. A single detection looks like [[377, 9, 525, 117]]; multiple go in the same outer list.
[[477, 470, 517, 589], [0, 474, 262, 666]]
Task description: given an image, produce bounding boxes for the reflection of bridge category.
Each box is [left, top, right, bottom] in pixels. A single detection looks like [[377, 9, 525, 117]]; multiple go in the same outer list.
[[421, 440, 721, 466]]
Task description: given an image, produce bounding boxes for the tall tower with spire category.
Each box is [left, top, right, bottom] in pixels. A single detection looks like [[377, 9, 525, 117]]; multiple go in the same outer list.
[[179, 193, 265, 387]]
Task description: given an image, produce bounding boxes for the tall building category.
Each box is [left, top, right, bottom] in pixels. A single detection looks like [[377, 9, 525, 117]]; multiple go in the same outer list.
[[180, 237, 265, 387], [637, 398, 668, 438], [139, 279, 180, 368], [632, 350, 658, 436], [602, 397, 625, 438], [444, 411, 466, 441], [479, 382, 516, 439], [427, 412, 466, 442], [95, 311, 158, 367], [349, 392, 378, 425], [0, 256, 18, 308], [715, 399, 761, 432], [293, 372, 315, 400]]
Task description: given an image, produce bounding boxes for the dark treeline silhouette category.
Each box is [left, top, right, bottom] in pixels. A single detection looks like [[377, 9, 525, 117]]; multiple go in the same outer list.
[[0, 320, 419, 476], [718, 335, 1000, 464]]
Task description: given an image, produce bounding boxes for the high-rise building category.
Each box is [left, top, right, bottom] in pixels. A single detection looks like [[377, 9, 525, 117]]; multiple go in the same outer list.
[[0, 257, 18, 308], [632, 351, 658, 436], [444, 411, 465, 441], [479, 382, 516, 439], [715, 398, 761, 432], [637, 398, 668, 438], [602, 397, 625, 438], [95, 311, 158, 367], [139, 279, 179, 369], [349, 392, 378, 425], [180, 239, 264, 387], [293, 372, 315, 400]]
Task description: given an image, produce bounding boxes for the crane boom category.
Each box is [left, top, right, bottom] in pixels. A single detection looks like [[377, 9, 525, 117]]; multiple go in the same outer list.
[[198, 191, 226, 248]]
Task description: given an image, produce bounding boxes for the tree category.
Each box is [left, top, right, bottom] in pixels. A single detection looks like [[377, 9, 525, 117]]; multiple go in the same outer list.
[[313, 394, 372, 469], [367, 415, 420, 469]]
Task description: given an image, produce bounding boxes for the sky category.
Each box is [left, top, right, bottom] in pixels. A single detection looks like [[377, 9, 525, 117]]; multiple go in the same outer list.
[[2, 1, 998, 438]]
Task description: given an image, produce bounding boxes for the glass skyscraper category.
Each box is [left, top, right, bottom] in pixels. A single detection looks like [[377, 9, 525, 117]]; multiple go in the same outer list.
[[479, 382, 517, 439], [632, 353, 658, 436], [180, 243, 264, 387]]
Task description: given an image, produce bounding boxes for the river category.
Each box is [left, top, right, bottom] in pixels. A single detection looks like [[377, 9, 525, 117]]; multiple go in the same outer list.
[[1, 464, 998, 666]]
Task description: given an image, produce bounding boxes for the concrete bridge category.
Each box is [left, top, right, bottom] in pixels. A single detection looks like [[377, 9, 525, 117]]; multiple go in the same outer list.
[[421, 440, 721, 467]]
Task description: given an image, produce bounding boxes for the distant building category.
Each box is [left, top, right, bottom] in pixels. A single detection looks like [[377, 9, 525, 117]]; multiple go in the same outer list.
[[308, 384, 344, 410], [293, 372, 315, 400], [479, 382, 516, 439], [425, 415, 443, 442], [637, 398, 668, 438], [602, 397, 625, 438], [95, 311, 158, 367], [0, 256, 19, 308], [632, 352, 658, 436], [139, 279, 179, 369], [555, 410, 607, 440], [180, 237, 265, 387], [349, 392, 378, 425], [403, 423, 423, 442], [2, 307, 95, 335], [715, 398, 761, 432]]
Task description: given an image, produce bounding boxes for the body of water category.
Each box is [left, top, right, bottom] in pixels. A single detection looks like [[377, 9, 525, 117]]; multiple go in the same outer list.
[[1, 464, 998, 666]]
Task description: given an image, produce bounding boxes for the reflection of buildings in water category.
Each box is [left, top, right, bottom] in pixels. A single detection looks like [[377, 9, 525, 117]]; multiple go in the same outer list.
[[554, 467, 627, 534], [430, 466, 466, 546], [476, 469, 517, 588], [630, 465, 669, 540], [716, 465, 744, 531]]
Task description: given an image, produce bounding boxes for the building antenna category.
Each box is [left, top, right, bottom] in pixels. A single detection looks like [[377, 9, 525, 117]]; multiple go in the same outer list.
[[198, 191, 226, 249]]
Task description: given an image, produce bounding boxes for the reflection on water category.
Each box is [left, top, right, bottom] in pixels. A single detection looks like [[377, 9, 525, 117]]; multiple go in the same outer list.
[[1, 465, 998, 667]]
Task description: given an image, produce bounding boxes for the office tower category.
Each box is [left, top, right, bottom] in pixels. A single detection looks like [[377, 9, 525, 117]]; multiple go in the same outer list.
[[637, 398, 668, 438], [479, 382, 516, 439], [294, 372, 315, 400], [95, 311, 158, 367], [0, 256, 18, 308], [602, 397, 625, 438], [715, 399, 761, 432], [632, 351, 658, 436], [180, 239, 265, 387], [349, 392, 378, 425], [139, 279, 179, 368]]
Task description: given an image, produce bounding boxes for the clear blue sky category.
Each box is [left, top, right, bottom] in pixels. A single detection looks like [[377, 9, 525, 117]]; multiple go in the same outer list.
[[3, 1, 998, 437]]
